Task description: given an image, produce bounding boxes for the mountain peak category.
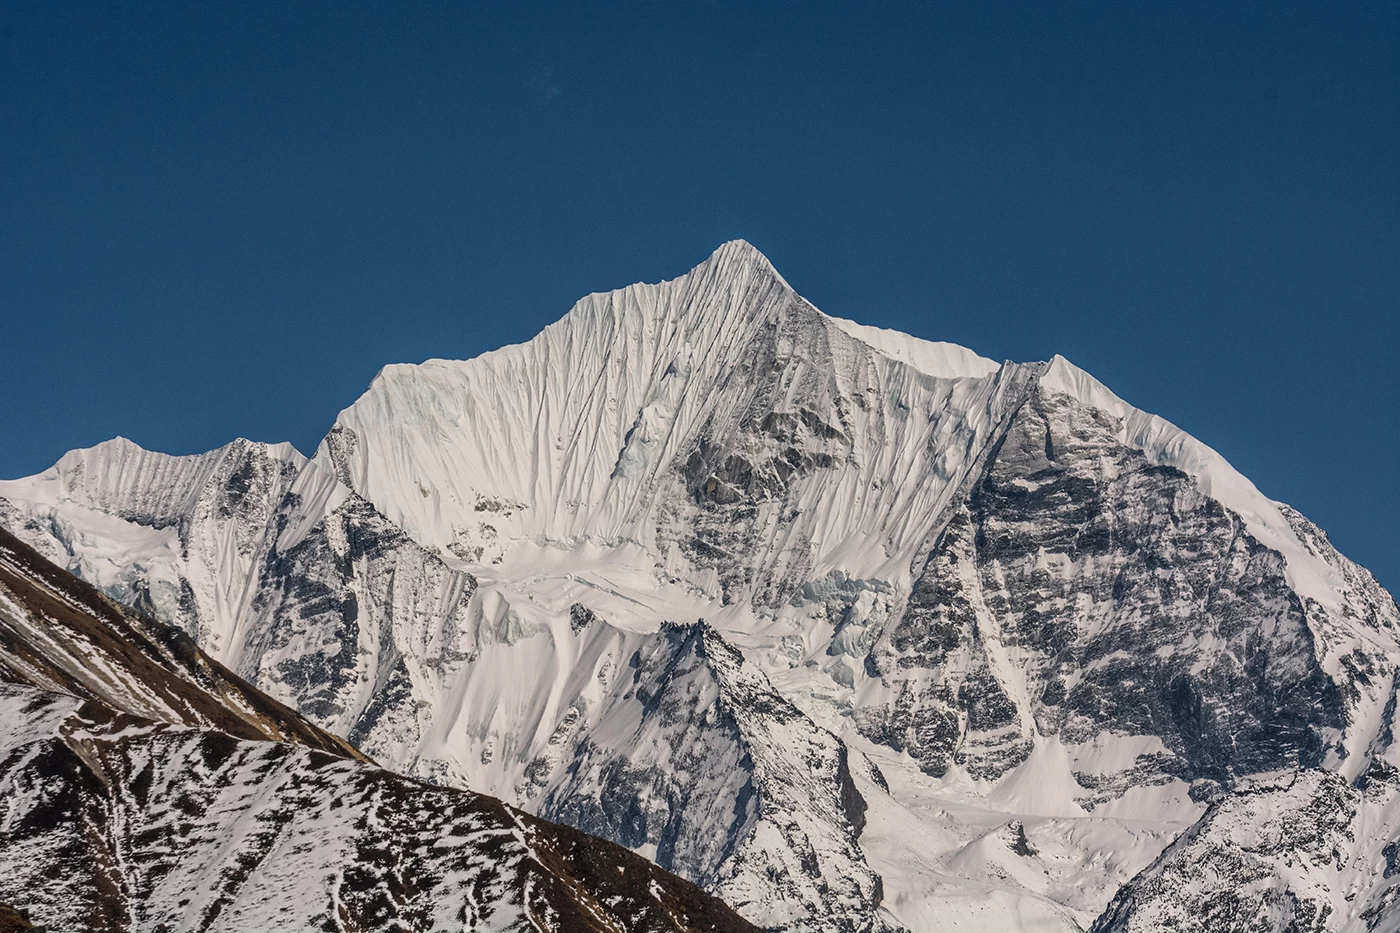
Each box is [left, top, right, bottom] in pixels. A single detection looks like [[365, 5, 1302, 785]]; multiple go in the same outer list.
[[554, 237, 793, 335], [704, 237, 788, 282], [697, 241, 997, 380]]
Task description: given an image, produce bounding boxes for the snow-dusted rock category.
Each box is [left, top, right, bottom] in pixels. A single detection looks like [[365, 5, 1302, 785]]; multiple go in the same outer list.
[[544, 621, 891, 932], [1091, 766, 1400, 933]]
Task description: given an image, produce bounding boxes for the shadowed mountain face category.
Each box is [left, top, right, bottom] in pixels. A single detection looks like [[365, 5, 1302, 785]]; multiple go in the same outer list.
[[1, 243, 1397, 931], [0, 527, 758, 933]]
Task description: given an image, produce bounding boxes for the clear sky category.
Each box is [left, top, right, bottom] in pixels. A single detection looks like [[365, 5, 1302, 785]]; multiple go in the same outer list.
[[1, 3, 1395, 587]]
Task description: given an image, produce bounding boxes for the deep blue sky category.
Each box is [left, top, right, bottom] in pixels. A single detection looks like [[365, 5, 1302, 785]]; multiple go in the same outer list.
[[2, 3, 1395, 587]]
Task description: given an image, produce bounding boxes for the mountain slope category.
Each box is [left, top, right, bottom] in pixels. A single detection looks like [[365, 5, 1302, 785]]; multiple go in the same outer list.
[[541, 621, 889, 932], [0, 524, 360, 756], [2, 241, 1397, 931], [1091, 766, 1400, 933], [0, 437, 477, 774], [0, 526, 758, 932]]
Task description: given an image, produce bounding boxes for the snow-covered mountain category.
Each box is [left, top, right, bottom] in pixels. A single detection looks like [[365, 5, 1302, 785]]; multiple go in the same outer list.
[[0, 525, 757, 932], [2, 240, 1397, 931]]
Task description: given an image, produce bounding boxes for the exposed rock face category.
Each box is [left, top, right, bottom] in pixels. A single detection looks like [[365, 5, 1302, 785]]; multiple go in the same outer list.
[[0, 528, 759, 933], [545, 622, 889, 933], [1090, 766, 1400, 933], [0, 687, 758, 933], [859, 386, 1350, 792], [2, 242, 1397, 932], [239, 493, 477, 764]]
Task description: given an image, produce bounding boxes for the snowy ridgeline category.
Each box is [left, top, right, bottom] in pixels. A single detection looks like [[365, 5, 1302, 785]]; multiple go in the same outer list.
[[2, 241, 1398, 932]]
